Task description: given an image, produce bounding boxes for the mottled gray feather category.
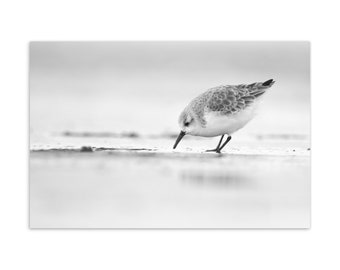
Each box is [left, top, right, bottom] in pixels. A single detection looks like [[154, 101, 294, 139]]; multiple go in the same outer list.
[[187, 80, 275, 127], [206, 81, 274, 115]]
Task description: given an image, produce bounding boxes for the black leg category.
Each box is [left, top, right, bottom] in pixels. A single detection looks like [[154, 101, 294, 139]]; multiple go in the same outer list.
[[217, 135, 232, 152], [205, 135, 224, 152]]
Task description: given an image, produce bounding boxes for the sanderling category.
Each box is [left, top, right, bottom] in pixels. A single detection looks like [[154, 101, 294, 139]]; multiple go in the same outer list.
[[173, 79, 275, 153]]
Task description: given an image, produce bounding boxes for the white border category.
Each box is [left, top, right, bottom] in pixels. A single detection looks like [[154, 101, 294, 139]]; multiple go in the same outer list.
[[1, 0, 339, 269]]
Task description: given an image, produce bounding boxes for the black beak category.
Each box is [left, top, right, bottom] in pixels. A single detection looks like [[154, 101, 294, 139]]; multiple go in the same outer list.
[[173, 131, 186, 149]]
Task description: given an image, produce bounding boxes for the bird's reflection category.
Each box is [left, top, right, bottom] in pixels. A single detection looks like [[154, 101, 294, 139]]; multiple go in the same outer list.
[[180, 169, 252, 189]]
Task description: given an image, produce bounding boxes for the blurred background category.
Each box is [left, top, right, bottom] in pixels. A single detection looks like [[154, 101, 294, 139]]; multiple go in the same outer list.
[[30, 41, 310, 143], [29, 42, 310, 228]]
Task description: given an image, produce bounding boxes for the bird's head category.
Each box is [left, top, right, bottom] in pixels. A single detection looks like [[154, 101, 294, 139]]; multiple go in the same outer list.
[[173, 109, 199, 149]]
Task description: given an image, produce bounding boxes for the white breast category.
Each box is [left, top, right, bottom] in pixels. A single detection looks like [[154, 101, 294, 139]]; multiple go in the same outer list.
[[194, 105, 258, 137]]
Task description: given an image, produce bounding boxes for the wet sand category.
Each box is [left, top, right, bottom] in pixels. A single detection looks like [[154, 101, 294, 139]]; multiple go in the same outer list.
[[30, 134, 310, 228]]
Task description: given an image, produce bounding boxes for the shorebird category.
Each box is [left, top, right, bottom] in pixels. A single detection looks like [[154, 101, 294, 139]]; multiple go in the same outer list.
[[173, 79, 275, 153]]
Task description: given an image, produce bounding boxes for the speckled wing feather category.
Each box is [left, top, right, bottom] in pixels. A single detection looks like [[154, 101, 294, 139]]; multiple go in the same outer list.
[[206, 80, 275, 115]]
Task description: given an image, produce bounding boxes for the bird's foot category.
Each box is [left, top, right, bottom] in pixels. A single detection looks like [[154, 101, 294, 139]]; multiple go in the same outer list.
[[205, 148, 221, 153]]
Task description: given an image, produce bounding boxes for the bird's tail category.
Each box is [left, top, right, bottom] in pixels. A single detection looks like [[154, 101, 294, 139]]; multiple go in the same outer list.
[[261, 79, 275, 88], [246, 79, 275, 98], [247, 79, 275, 89]]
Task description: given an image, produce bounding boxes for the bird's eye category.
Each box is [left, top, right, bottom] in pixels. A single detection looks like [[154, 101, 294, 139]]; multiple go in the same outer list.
[[185, 119, 193, 127]]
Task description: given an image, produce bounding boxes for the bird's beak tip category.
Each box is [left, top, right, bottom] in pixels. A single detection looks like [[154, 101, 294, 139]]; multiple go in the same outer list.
[[173, 130, 186, 150]]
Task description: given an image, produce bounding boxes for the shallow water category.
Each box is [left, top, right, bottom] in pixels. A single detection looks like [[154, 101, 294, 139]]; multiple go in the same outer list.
[[30, 135, 310, 228]]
